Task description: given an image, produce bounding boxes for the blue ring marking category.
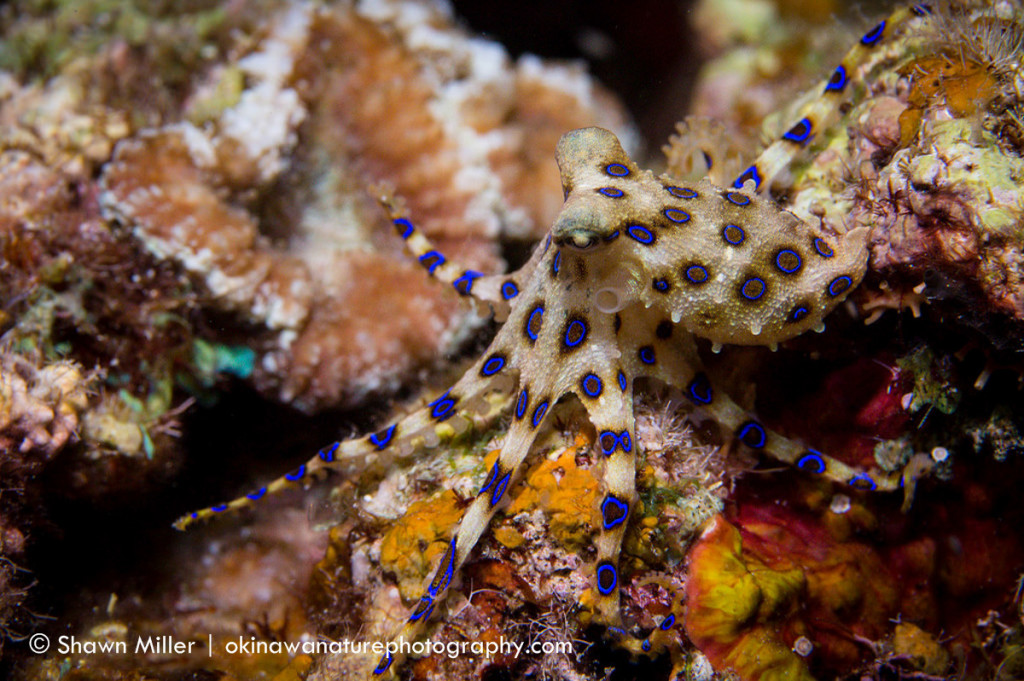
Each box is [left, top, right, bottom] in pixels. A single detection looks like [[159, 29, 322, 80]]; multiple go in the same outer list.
[[850, 472, 877, 491], [642, 640, 652, 652], [789, 305, 810, 323], [246, 488, 267, 500], [552, 250, 561, 276], [775, 249, 803, 274], [912, 4, 932, 16], [620, 430, 632, 453], [515, 389, 529, 419], [501, 280, 519, 300], [606, 163, 630, 176], [564, 319, 588, 348], [526, 306, 544, 341], [732, 166, 761, 190], [737, 421, 767, 449], [687, 373, 713, 405], [782, 117, 813, 144], [319, 442, 339, 462], [601, 495, 629, 529], [479, 462, 500, 495], [393, 218, 414, 239], [453, 270, 483, 295], [723, 224, 746, 245], [618, 371, 627, 392], [429, 390, 456, 421], [481, 354, 505, 376], [373, 652, 394, 675], [190, 512, 199, 519], [653, 277, 670, 292], [860, 20, 886, 45], [531, 401, 549, 428], [596, 562, 618, 595], [491, 472, 511, 507], [369, 424, 396, 450], [825, 65, 848, 92], [667, 185, 698, 199], [545, 234, 552, 251], [827, 275, 853, 297], [581, 373, 603, 398], [428, 538, 457, 596], [638, 345, 656, 365], [409, 595, 434, 622], [685, 264, 709, 284], [604, 229, 620, 242], [599, 430, 618, 456], [608, 626, 627, 637], [813, 237, 834, 258], [418, 250, 446, 274], [740, 277, 767, 301], [598, 187, 624, 198], [285, 465, 306, 481], [664, 208, 690, 223], [627, 225, 655, 244], [211, 504, 228, 513], [724, 190, 751, 205], [797, 451, 827, 474], [660, 614, 676, 631]]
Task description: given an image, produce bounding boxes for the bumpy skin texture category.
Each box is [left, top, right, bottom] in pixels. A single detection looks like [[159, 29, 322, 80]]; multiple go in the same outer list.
[[551, 128, 869, 347]]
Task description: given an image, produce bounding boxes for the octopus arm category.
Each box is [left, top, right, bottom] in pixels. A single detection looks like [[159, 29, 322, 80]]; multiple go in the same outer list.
[[174, 346, 517, 530]]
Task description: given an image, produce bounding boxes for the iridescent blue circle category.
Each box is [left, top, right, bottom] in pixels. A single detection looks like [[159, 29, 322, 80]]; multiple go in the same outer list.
[[723, 224, 746, 245], [724, 191, 751, 206], [813, 237, 834, 258], [737, 421, 767, 448], [685, 264, 709, 284], [850, 472, 877, 491], [827, 275, 853, 297], [797, 451, 826, 474], [666, 185, 698, 199], [481, 354, 505, 376], [664, 208, 690, 223], [564, 319, 588, 347], [740, 277, 766, 301], [596, 562, 618, 595], [627, 225, 655, 244], [775, 249, 802, 273]]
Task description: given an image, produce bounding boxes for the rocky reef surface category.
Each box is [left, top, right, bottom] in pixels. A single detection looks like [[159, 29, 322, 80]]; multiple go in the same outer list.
[[2, 1, 1024, 680]]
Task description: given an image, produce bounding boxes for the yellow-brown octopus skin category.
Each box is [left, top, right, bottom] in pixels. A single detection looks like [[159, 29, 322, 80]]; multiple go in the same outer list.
[[176, 5, 937, 677]]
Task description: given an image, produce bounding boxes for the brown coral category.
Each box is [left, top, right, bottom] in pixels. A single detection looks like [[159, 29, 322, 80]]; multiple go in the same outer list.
[[98, 0, 632, 412]]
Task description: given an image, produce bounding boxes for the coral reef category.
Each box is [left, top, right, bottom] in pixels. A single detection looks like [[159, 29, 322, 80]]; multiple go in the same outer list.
[[0, 351, 90, 657], [3, 1, 1024, 681], [677, 0, 1024, 348], [0, 0, 630, 675], [97, 0, 633, 412]]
